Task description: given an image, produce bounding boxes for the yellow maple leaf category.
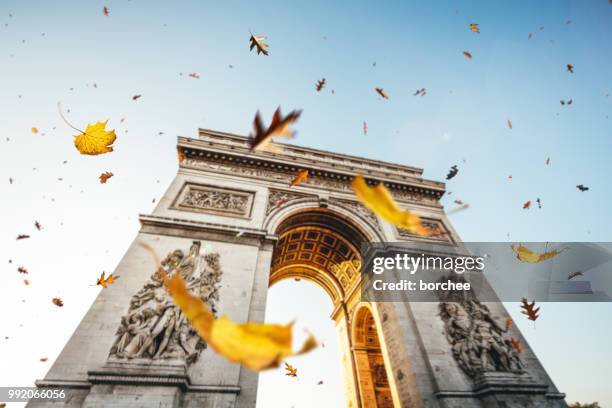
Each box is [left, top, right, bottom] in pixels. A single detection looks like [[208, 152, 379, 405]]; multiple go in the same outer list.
[[511, 244, 565, 263], [352, 175, 431, 236], [140, 243, 316, 371], [31, 127, 39, 134], [73, 121, 117, 155]]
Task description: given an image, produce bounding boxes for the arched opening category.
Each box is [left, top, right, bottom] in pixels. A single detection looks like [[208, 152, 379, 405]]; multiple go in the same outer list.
[[256, 279, 347, 407], [353, 306, 394, 408], [269, 209, 367, 307], [262, 207, 374, 407]]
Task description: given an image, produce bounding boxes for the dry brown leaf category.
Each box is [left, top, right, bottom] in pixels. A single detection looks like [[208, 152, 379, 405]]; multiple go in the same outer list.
[[375, 87, 389, 99], [99, 171, 114, 184], [31, 127, 39, 134], [522, 200, 531, 209], [290, 170, 309, 187], [52, 297, 64, 307], [315, 78, 326, 92], [249, 35, 269, 55], [284, 362, 298, 377], [96, 271, 120, 288], [248, 107, 302, 152], [511, 338, 524, 353], [507, 119, 513, 130], [17, 234, 30, 240], [469, 23, 480, 33], [520, 298, 540, 322], [463, 51, 473, 59]]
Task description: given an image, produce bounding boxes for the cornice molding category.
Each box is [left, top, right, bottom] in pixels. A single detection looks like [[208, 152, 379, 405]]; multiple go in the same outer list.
[[177, 131, 445, 206]]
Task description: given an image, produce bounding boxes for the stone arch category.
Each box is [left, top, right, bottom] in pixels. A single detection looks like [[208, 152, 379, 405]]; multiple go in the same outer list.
[[352, 305, 395, 408], [264, 196, 385, 244]]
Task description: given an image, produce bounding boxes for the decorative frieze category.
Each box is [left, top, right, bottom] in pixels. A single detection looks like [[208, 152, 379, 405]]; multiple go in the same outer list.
[[173, 182, 254, 218], [181, 154, 441, 206]]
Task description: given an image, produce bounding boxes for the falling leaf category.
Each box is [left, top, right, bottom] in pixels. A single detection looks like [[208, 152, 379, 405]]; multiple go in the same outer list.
[[453, 199, 464, 205], [463, 51, 473, 59], [249, 34, 269, 55], [413, 88, 426, 96], [363, 121, 368, 135], [446, 165, 459, 180], [352, 175, 432, 236], [522, 200, 531, 209], [24, 279, 30, 286], [188, 73, 200, 79], [510, 338, 524, 353], [576, 184, 589, 192], [102, 6, 109, 16], [508, 175, 513, 180], [40, 357, 48, 362], [96, 271, 119, 288], [31, 127, 39, 134], [35, 221, 41, 230], [16, 234, 30, 240], [178, 147, 185, 163], [375, 87, 389, 99], [99, 171, 114, 184], [528, 32, 533, 40], [132, 94, 142, 100], [145, 244, 317, 371], [52, 297, 64, 307], [290, 170, 309, 187], [284, 362, 298, 377], [72, 121, 117, 156], [568, 271, 584, 280], [469, 23, 480, 33], [566, 64, 574, 73], [248, 107, 302, 152], [317, 380, 324, 385], [512, 244, 565, 263], [520, 298, 540, 322], [507, 119, 513, 130], [315, 78, 326, 92], [18, 266, 28, 274], [546, 157, 550, 165], [505, 317, 513, 329]]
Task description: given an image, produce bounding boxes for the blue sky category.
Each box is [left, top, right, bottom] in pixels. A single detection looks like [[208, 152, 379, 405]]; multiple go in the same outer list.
[[1, 0, 611, 406]]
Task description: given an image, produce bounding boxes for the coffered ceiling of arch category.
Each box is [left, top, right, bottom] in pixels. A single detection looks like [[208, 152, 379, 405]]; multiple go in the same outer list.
[[270, 226, 362, 300]]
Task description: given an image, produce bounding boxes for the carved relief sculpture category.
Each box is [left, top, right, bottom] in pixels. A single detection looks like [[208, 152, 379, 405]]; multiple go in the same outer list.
[[174, 183, 254, 217], [439, 300, 524, 377], [109, 241, 222, 366]]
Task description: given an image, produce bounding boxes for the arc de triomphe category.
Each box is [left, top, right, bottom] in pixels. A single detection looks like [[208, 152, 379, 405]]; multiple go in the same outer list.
[[28, 129, 566, 407]]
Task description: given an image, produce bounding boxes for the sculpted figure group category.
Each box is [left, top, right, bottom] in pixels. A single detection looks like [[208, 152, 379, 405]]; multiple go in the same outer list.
[[109, 241, 222, 366], [439, 300, 524, 377]]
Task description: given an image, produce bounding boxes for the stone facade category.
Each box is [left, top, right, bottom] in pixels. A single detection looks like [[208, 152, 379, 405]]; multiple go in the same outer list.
[[28, 129, 566, 408]]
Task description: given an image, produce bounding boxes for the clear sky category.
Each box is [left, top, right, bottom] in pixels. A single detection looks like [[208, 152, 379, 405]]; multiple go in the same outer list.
[[1, 0, 611, 407]]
